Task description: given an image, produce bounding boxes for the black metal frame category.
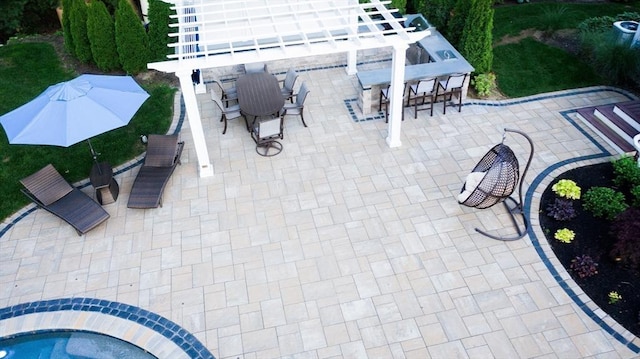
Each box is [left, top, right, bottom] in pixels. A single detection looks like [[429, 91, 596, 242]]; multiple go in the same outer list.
[[462, 128, 534, 241]]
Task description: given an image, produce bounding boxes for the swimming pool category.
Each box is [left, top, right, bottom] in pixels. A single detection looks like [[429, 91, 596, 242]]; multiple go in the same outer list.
[[0, 330, 157, 359]]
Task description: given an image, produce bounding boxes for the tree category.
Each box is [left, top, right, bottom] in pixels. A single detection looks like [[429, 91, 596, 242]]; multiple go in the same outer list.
[[147, 0, 175, 62], [459, 0, 493, 74], [87, 0, 120, 71], [446, 0, 471, 49], [70, 0, 93, 62], [416, 0, 455, 32], [61, 0, 74, 53], [115, 0, 150, 74], [0, 0, 28, 44]]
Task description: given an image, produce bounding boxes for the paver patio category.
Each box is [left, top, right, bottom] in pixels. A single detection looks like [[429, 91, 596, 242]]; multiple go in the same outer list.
[[1, 56, 639, 358]]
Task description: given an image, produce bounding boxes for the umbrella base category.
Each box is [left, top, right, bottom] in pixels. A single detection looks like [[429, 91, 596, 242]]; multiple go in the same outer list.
[[90, 162, 119, 205]]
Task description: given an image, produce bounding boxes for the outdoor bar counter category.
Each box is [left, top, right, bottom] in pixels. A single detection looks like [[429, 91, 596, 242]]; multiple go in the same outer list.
[[356, 29, 474, 115]]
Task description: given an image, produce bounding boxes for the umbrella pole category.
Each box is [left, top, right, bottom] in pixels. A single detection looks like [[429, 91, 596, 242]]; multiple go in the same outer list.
[[87, 139, 102, 174]]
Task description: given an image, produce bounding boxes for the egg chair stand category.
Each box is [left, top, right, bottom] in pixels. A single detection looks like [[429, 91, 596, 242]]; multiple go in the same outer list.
[[458, 128, 534, 241]]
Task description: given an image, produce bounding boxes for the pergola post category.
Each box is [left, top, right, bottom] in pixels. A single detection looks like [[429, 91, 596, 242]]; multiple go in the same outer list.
[[176, 69, 213, 177], [386, 42, 408, 148], [346, 50, 357, 75]]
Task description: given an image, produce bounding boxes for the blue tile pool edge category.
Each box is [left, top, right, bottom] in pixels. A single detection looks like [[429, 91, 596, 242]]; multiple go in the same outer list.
[[0, 297, 215, 359]]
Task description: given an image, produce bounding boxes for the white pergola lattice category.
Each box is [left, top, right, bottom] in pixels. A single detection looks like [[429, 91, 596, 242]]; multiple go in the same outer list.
[[148, 0, 427, 177]]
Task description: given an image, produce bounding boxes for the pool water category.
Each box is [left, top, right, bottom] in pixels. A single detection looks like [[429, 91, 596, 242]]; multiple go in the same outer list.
[[0, 331, 157, 359]]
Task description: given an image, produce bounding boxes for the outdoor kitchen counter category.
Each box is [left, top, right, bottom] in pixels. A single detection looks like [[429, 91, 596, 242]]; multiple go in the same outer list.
[[356, 29, 474, 115]]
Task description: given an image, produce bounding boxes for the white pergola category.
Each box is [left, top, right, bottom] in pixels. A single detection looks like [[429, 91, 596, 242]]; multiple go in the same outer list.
[[148, 0, 428, 177]]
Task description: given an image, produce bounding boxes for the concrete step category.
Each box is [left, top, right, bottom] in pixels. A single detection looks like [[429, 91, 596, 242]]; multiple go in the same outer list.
[[594, 106, 637, 143], [613, 100, 640, 133], [576, 106, 636, 154]]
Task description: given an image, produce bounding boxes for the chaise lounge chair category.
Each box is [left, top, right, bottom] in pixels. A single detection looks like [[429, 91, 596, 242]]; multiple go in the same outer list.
[[20, 164, 110, 236], [127, 134, 184, 209]]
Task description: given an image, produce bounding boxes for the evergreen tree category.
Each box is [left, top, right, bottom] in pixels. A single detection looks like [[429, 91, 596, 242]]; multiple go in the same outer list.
[[459, 0, 493, 74], [147, 0, 174, 62], [70, 0, 92, 62], [446, 0, 471, 49], [416, 0, 454, 32], [87, 0, 120, 71], [115, 0, 150, 74], [61, 0, 74, 54]]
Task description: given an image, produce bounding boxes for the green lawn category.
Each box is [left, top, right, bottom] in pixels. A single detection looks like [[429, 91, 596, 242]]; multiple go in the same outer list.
[[491, 1, 640, 97], [493, 38, 603, 98], [493, 1, 637, 41], [0, 42, 175, 221]]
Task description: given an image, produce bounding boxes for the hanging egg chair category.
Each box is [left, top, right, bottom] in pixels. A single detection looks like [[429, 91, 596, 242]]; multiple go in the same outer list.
[[458, 128, 534, 241]]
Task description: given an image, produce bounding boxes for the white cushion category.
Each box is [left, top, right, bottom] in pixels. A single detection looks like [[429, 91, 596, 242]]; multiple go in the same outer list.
[[458, 171, 485, 203]]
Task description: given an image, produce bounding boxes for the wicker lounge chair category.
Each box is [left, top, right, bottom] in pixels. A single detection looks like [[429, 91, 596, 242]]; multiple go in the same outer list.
[[127, 134, 184, 209], [20, 164, 110, 235]]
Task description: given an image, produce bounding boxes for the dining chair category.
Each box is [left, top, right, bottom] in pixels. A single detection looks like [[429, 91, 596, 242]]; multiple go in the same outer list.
[[436, 73, 467, 114], [210, 78, 238, 104], [407, 78, 437, 118], [282, 81, 310, 127], [379, 83, 407, 123], [280, 68, 299, 102], [251, 116, 284, 157], [243, 62, 268, 74], [212, 96, 246, 134]]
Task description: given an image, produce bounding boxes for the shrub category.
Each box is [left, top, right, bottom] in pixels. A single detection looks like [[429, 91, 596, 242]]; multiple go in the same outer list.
[[577, 16, 616, 33], [616, 12, 640, 22], [538, 5, 572, 35], [570, 254, 598, 278], [0, 0, 28, 44], [579, 30, 640, 87], [552, 179, 581, 200], [445, 0, 471, 49], [471, 72, 495, 97], [610, 207, 640, 270], [87, 0, 120, 72], [631, 185, 640, 207], [148, 0, 175, 62], [115, 0, 150, 74], [613, 156, 640, 189], [70, 0, 92, 63], [583, 187, 628, 220], [554, 228, 575, 243], [417, 0, 455, 33], [546, 198, 577, 221], [459, 0, 493, 74], [61, 0, 75, 54]]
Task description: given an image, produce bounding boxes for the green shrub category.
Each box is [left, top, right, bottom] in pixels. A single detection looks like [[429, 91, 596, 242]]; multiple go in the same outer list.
[[631, 185, 640, 207], [87, 0, 120, 72], [0, 0, 28, 44], [148, 0, 175, 62], [583, 186, 628, 220], [391, 0, 407, 13], [115, 0, 150, 74], [538, 5, 573, 35], [471, 72, 495, 97], [552, 179, 581, 200], [613, 156, 640, 189], [616, 12, 640, 22], [61, 0, 75, 54], [70, 0, 92, 62], [416, 0, 455, 32], [577, 16, 616, 33], [445, 0, 471, 49], [580, 31, 640, 87], [19, 0, 60, 35], [459, 0, 493, 74]]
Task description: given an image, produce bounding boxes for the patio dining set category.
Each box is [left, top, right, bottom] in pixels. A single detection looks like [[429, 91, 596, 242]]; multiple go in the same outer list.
[[210, 63, 310, 157]]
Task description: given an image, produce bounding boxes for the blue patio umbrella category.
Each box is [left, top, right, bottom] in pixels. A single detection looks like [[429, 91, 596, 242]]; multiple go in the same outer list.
[[0, 74, 149, 163]]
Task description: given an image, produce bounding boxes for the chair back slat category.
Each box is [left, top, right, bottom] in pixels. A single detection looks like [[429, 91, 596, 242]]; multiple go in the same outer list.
[[416, 78, 436, 93], [144, 135, 179, 167], [297, 82, 310, 107], [20, 164, 73, 206], [259, 118, 282, 138], [445, 74, 466, 90]]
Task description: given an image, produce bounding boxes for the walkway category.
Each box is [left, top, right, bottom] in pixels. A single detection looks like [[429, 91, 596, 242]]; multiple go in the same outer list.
[[1, 58, 639, 358]]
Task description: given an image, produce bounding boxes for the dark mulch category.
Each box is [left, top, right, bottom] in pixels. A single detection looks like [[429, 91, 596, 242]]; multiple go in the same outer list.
[[539, 162, 640, 337]]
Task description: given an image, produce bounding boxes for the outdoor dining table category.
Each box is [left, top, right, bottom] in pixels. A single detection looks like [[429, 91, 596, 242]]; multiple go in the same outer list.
[[236, 72, 285, 121]]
